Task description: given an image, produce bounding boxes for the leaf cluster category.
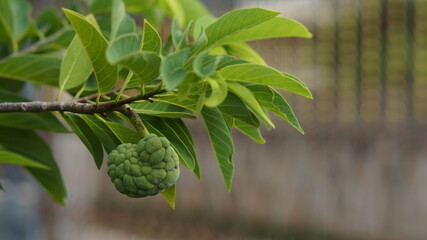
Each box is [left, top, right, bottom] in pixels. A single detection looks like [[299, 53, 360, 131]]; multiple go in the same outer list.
[[0, 0, 312, 206]]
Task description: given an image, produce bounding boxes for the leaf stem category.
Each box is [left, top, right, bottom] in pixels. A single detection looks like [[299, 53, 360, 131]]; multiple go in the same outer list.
[[115, 71, 134, 102], [119, 104, 149, 137]]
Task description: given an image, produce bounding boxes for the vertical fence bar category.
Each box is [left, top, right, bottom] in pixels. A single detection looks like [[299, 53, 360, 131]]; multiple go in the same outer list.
[[405, 0, 415, 128], [333, 0, 340, 124], [356, 0, 363, 125], [380, 0, 389, 126]]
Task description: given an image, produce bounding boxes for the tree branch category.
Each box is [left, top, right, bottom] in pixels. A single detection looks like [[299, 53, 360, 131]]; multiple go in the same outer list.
[[0, 90, 166, 114]]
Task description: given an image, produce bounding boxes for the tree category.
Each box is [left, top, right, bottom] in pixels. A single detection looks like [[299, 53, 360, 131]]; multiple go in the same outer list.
[[0, 0, 312, 208]]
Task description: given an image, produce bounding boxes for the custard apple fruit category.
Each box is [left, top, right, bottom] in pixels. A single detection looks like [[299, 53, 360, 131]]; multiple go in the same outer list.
[[107, 133, 180, 198]]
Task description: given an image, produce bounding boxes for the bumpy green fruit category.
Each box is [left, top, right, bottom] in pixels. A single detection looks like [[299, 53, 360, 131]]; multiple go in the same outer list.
[[107, 133, 180, 198]]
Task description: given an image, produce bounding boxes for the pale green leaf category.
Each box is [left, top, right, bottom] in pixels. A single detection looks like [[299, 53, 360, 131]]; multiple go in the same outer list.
[[161, 0, 210, 27], [10, 0, 31, 41], [204, 8, 279, 49], [58, 36, 92, 94], [161, 184, 176, 209], [110, 0, 126, 40], [0, 127, 67, 204], [224, 42, 266, 65], [193, 16, 216, 39], [64, 9, 118, 94], [141, 19, 161, 54], [219, 16, 312, 45], [201, 107, 234, 191], [63, 113, 104, 169], [0, 150, 49, 169], [227, 81, 274, 128], [0, 55, 61, 86], [204, 75, 228, 107], [220, 63, 312, 99]]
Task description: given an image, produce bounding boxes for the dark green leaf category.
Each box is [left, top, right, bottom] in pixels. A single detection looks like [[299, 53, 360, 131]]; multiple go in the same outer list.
[[62, 113, 104, 169], [201, 107, 234, 191], [218, 92, 259, 127], [161, 48, 190, 91], [227, 81, 274, 128], [0, 89, 68, 132], [80, 115, 121, 153], [105, 121, 140, 144], [132, 101, 195, 118], [0, 127, 67, 204], [245, 84, 304, 133]]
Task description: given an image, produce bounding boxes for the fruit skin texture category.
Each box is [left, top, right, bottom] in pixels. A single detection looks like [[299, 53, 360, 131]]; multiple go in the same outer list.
[[107, 133, 180, 198]]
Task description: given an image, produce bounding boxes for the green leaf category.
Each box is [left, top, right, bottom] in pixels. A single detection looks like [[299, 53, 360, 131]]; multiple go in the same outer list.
[[227, 81, 274, 128], [141, 116, 198, 176], [201, 107, 234, 191], [216, 55, 248, 69], [161, 48, 190, 91], [174, 0, 210, 27], [161, 184, 176, 209], [193, 54, 220, 78], [132, 101, 195, 118], [123, 0, 156, 13], [154, 94, 198, 112], [107, 34, 161, 86], [0, 55, 61, 86], [80, 115, 121, 153], [234, 119, 265, 144], [224, 42, 266, 65], [36, 7, 65, 36], [204, 8, 279, 49], [110, 0, 126, 40], [0, 89, 68, 132], [63, 9, 118, 94], [105, 121, 140, 144], [219, 16, 312, 45], [58, 36, 92, 95], [0, 127, 67, 204], [245, 84, 304, 134], [220, 63, 312, 99], [141, 19, 161, 54], [62, 113, 104, 169], [223, 115, 265, 144], [193, 16, 216, 39], [0, 0, 16, 51], [177, 73, 201, 101], [0, 150, 49, 169], [218, 92, 259, 127], [11, 0, 30, 40], [204, 75, 228, 107]]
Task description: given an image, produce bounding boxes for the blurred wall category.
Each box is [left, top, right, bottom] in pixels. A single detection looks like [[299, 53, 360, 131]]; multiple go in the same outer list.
[[2, 0, 427, 240]]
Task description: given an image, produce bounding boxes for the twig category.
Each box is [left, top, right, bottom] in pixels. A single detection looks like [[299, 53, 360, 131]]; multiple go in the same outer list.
[[0, 89, 166, 114]]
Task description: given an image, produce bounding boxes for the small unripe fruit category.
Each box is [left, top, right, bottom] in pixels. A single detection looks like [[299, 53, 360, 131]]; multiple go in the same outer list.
[[107, 134, 180, 198]]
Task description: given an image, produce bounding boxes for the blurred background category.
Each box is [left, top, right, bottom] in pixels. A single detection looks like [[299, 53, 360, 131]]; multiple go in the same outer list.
[[1, 0, 427, 239]]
